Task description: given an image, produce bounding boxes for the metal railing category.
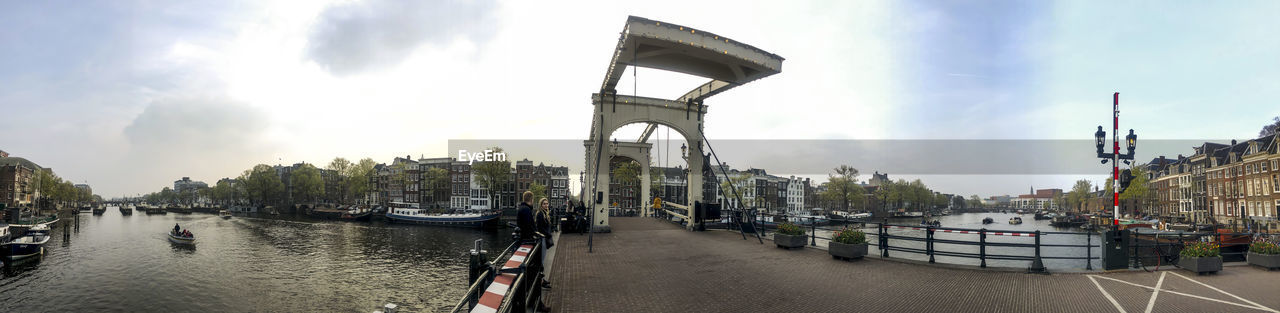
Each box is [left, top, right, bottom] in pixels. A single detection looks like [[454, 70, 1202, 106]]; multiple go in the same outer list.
[[450, 237, 546, 313], [738, 212, 1100, 271]]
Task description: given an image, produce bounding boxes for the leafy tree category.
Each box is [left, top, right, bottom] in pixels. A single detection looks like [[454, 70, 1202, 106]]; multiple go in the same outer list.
[[326, 157, 353, 203], [821, 165, 864, 212], [530, 182, 548, 204], [242, 164, 285, 206], [1119, 166, 1156, 212], [1066, 179, 1093, 212], [609, 159, 641, 208], [968, 195, 982, 209], [349, 158, 378, 204], [472, 147, 512, 208], [291, 163, 325, 204], [719, 172, 750, 208], [212, 179, 235, 205]]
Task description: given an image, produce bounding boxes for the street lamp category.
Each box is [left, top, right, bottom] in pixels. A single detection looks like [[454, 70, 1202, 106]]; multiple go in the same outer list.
[[680, 142, 688, 161], [1094, 93, 1137, 228]]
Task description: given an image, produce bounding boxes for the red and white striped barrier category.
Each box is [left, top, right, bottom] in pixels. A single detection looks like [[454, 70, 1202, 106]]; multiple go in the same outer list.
[[881, 225, 1036, 237], [471, 244, 534, 313]]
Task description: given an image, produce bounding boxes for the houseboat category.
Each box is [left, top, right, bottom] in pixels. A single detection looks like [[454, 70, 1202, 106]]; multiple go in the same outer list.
[[384, 203, 501, 227], [92, 205, 106, 215], [119, 205, 133, 215]]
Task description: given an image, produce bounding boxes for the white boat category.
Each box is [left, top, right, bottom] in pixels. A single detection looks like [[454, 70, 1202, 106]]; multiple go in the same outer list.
[[168, 230, 195, 245], [219, 210, 232, 219], [385, 202, 500, 227], [1008, 216, 1023, 225], [2, 226, 50, 260]]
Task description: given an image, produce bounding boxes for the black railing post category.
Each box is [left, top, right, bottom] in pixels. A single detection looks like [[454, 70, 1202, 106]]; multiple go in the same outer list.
[[926, 226, 935, 263], [979, 228, 987, 268], [1028, 230, 1047, 274], [880, 220, 889, 258], [1086, 232, 1093, 270], [811, 216, 817, 246]]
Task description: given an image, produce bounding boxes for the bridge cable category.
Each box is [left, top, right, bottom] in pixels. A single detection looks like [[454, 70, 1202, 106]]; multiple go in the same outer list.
[[704, 136, 761, 243]]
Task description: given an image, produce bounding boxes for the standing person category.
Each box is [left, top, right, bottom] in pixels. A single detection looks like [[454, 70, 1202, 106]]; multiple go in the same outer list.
[[536, 198, 554, 248], [517, 191, 537, 241], [173, 223, 180, 235]]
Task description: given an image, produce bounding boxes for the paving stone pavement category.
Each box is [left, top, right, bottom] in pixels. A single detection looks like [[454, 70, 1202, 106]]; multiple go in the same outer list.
[[546, 217, 1280, 313]]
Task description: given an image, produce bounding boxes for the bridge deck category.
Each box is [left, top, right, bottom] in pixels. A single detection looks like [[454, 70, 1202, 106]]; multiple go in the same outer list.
[[548, 217, 1280, 313]]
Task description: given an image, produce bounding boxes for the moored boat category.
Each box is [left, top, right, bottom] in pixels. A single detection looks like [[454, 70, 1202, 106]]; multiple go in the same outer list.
[[339, 205, 373, 222], [92, 206, 106, 215], [219, 210, 232, 219], [120, 205, 133, 215], [385, 203, 500, 227], [2, 226, 50, 260]]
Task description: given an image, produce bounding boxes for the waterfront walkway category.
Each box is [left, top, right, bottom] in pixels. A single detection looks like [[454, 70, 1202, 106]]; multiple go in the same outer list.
[[547, 217, 1280, 313]]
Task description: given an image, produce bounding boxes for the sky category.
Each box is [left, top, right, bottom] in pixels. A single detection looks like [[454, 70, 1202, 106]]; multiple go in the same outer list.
[[2, 0, 1278, 199]]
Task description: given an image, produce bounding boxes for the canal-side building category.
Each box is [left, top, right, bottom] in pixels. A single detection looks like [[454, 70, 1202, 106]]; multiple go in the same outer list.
[[1242, 135, 1276, 231], [1011, 188, 1061, 210], [450, 160, 471, 209], [418, 157, 452, 209], [1209, 140, 1249, 228], [1189, 143, 1226, 224], [1, 155, 42, 208]]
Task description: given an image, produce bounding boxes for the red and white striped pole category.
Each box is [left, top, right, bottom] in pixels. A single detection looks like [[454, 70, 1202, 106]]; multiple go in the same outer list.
[[1112, 92, 1120, 227]]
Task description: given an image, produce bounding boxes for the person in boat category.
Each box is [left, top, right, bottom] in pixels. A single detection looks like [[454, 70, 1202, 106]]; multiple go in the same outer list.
[[174, 223, 181, 235]]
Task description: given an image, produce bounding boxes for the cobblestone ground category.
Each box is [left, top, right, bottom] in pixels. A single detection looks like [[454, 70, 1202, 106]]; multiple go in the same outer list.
[[547, 217, 1280, 313]]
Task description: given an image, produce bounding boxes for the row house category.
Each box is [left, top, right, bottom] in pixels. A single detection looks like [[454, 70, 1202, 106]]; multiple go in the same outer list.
[[1, 154, 42, 208], [418, 157, 452, 209], [514, 159, 571, 207], [1152, 156, 1191, 222], [1204, 135, 1279, 231]]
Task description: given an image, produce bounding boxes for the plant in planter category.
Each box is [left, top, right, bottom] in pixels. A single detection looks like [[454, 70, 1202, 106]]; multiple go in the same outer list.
[[773, 222, 808, 249], [1247, 241, 1280, 270], [1179, 241, 1222, 275], [828, 226, 868, 261]]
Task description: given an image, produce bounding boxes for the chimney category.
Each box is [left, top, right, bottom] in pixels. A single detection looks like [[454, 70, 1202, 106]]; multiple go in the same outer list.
[[1232, 139, 1237, 145], [1178, 154, 1183, 159], [1160, 155, 1165, 165]]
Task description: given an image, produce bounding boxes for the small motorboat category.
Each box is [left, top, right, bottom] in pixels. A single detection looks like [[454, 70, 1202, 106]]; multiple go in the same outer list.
[[920, 220, 941, 227], [982, 217, 994, 224], [2, 225, 51, 260], [1008, 216, 1023, 225], [219, 210, 232, 219], [168, 230, 195, 245]]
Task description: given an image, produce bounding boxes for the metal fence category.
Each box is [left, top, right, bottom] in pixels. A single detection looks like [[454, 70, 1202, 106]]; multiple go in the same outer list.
[[450, 237, 546, 313]]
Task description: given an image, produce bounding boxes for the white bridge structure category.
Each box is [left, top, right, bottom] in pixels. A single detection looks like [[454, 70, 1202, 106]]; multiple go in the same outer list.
[[584, 16, 783, 231]]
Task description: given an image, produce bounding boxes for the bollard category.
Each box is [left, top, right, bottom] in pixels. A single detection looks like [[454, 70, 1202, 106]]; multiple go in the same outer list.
[[926, 226, 935, 263], [979, 228, 987, 268], [879, 220, 889, 258], [810, 216, 817, 246], [468, 239, 488, 309], [1028, 230, 1047, 274], [1086, 232, 1093, 270]]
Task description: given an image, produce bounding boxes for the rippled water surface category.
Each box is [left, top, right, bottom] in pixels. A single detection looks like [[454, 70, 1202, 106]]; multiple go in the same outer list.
[[0, 208, 512, 312]]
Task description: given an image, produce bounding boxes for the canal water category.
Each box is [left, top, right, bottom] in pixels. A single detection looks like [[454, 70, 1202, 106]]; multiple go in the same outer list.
[[806, 212, 1102, 270], [0, 207, 513, 312]]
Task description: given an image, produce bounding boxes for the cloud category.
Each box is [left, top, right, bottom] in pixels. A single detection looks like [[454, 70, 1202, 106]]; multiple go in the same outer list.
[[119, 96, 278, 191], [306, 0, 498, 75]]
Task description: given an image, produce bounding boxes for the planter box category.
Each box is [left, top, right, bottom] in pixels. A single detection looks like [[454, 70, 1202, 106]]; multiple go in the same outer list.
[[1248, 252, 1280, 270], [1180, 256, 1222, 275], [829, 242, 868, 260], [774, 234, 808, 249]]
